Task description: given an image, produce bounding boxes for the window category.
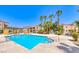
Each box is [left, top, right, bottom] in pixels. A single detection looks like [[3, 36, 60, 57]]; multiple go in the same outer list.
[[66, 30, 67, 32]]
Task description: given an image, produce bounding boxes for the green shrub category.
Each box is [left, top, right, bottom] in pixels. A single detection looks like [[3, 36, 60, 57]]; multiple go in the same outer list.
[[72, 32, 78, 41], [38, 29, 45, 34], [55, 31, 62, 35]]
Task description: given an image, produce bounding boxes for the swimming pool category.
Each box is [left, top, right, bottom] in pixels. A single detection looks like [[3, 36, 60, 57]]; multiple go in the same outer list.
[[7, 34, 53, 50]]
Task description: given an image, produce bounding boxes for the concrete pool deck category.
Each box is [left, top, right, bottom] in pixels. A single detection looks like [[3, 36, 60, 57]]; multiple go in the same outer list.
[[0, 41, 64, 53], [0, 34, 79, 53]]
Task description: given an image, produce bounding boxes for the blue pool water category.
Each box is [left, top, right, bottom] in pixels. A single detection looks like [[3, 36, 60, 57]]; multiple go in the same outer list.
[[7, 34, 53, 50]]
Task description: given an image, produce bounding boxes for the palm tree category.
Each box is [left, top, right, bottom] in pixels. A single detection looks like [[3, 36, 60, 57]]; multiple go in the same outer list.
[[56, 10, 62, 31], [44, 21, 50, 33], [56, 10, 62, 25], [55, 10, 62, 42], [40, 16, 43, 27], [76, 7, 79, 32], [49, 14, 54, 22], [75, 20, 79, 32], [43, 16, 47, 24]]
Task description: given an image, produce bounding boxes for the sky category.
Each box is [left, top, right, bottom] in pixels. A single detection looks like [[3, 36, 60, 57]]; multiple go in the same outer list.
[[0, 5, 79, 28]]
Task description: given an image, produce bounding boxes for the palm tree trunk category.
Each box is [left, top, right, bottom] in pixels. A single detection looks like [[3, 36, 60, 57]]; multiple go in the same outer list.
[[50, 18, 52, 22], [41, 21, 43, 29], [44, 16, 46, 24], [57, 15, 60, 31]]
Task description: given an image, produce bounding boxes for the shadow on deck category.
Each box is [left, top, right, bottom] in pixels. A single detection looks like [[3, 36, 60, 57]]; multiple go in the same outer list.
[[57, 43, 79, 53]]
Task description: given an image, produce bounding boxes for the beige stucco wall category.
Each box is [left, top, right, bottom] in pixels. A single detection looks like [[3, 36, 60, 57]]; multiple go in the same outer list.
[[23, 29, 29, 34], [3, 28, 9, 35], [63, 24, 78, 34]]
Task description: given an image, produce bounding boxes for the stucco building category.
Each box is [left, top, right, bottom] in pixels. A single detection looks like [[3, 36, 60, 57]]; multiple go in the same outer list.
[[23, 26, 41, 33], [63, 24, 78, 35], [0, 20, 8, 34], [0, 20, 8, 30]]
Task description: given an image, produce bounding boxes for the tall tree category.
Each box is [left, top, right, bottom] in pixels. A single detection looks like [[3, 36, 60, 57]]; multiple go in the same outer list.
[[75, 20, 79, 32], [44, 21, 53, 34], [49, 14, 54, 22], [76, 7, 79, 32], [43, 16, 47, 24], [56, 10, 62, 31], [44, 21, 50, 33], [40, 16, 43, 27], [56, 10, 62, 25]]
